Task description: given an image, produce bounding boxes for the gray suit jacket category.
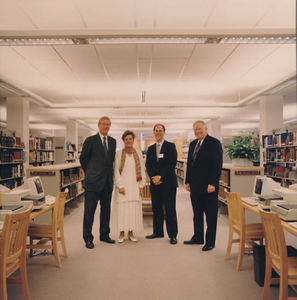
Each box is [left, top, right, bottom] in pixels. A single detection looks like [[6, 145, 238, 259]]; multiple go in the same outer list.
[[80, 133, 116, 192]]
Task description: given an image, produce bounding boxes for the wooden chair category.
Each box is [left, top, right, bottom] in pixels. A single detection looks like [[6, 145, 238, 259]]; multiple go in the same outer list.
[[26, 189, 68, 268], [224, 189, 264, 271], [0, 206, 32, 300], [260, 209, 297, 300], [142, 181, 153, 216]]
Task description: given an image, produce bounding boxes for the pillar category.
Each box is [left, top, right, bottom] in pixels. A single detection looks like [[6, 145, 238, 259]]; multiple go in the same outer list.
[[6, 97, 29, 169]]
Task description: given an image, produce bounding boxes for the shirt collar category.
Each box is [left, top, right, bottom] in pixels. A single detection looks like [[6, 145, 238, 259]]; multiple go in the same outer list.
[[156, 140, 164, 149], [98, 132, 108, 142]]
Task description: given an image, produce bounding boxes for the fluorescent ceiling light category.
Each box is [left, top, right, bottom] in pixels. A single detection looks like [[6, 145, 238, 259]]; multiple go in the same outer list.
[[220, 37, 296, 44], [0, 38, 74, 46], [0, 81, 26, 96], [88, 37, 207, 44], [0, 36, 295, 46]]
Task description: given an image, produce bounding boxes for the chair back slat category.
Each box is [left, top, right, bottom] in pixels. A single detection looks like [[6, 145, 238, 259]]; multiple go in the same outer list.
[[259, 209, 288, 274], [52, 190, 68, 231], [225, 190, 245, 231]]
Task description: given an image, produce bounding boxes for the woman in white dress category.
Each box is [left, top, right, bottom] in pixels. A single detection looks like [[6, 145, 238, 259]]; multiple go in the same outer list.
[[112, 130, 146, 243]]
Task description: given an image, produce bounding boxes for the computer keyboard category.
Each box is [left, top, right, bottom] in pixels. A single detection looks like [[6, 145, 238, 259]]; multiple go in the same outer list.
[[242, 197, 259, 206], [45, 195, 56, 205], [0, 221, 4, 230]]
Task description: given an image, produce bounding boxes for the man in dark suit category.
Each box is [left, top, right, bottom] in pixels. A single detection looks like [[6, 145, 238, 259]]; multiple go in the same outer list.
[[80, 116, 116, 249], [145, 124, 178, 245], [184, 120, 222, 251]]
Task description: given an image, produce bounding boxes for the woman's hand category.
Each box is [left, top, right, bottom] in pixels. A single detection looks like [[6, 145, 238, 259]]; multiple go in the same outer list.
[[139, 187, 143, 195], [119, 188, 126, 195]]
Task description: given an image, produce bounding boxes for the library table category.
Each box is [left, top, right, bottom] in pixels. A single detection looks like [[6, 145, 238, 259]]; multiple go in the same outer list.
[[0, 203, 54, 236], [242, 201, 297, 237]]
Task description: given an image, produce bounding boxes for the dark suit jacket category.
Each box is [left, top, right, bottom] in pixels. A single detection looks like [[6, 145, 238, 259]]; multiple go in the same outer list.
[[145, 140, 178, 190], [80, 133, 116, 192], [185, 134, 222, 194]]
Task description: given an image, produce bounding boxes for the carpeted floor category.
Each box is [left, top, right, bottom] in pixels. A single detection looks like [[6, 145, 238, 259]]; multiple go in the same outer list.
[[6, 185, 297, 300]]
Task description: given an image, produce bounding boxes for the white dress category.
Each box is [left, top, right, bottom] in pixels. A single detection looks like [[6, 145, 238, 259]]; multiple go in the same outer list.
[[112, 149, 146, 231]]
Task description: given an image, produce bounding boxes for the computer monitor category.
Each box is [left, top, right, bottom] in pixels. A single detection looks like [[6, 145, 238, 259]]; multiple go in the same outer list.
[[252, 176, 281, 198], [23, 176, 45, 197]]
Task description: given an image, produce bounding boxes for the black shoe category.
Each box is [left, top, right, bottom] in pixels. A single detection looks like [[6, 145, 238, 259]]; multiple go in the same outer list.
[[170, 238, 178, 245], [85, 241, 94, 249], [202, 245, 215, 251], [146, 233, 164, 239], [100, 237, 115, 244], [183, 239, 204, 245]]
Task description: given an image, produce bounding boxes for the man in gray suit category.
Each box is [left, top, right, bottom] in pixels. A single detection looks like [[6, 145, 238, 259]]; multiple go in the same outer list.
[[80, 116, 116, 249]]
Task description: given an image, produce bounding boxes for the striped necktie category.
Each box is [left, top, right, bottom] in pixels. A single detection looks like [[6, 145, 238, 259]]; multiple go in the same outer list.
[[192, 141, 201, 166]]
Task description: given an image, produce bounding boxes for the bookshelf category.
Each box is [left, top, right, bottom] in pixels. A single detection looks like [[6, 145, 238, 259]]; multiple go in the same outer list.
[[29, 137, 54, 166], [218, 164, 264, 213], [262, 130, 297, 187], [65, 142, 77, 163], [26, 163, 84, 213], [175, 159, 186, 184], [0, 134, 24, 189]]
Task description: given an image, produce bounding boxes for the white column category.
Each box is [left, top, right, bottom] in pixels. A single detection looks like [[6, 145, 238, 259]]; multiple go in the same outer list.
[[207, 119, 221, 141], [259, 95, 283, 136], [66, 120, 78, 161], [6, 97, 30, 169], [259, 95, 283, 166]]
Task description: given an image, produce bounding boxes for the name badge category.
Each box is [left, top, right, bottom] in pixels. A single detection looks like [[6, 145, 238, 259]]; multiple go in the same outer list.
[[158, 154, 164, 159]]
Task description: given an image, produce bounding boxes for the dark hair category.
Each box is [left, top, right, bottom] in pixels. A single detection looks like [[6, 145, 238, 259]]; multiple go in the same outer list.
[[153, 124, 166, 131], [122, 130, 135, 141]]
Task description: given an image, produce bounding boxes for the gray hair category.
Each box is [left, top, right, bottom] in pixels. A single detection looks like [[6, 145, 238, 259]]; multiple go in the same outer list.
[[193, 120, 207, 127]]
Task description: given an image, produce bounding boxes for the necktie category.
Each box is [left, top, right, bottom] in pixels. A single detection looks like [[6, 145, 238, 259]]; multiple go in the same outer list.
[[156, 143, 160, 161], [192, 141, 201, 166], [103, 137, 108, 156]]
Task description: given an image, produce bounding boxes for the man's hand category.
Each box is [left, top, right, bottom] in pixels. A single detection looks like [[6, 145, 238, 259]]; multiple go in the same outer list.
[[139, 187, 143, 195], [186, 183, 191, 192], [119, 187, 126, 195], [207, 184, 215, 193], [152, 175, 161, 185]]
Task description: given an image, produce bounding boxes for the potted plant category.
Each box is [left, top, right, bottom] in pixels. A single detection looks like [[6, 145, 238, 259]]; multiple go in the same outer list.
[[226, 133, 260, 166]]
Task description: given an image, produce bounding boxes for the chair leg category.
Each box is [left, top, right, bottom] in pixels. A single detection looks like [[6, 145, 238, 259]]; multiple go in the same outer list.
[[262, 259, 272, 300], [225, 227, 233, 260], [0, 275, 8, 300], [52, 234, 61, 268], [20, 252, 30, 300], [279, 272, 288, 300], [236, 233, 245, 271], [59, 226, 68, 258]]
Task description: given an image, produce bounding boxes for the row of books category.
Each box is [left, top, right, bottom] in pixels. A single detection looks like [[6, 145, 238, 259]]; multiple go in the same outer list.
[[219, 170, 230, 187], [176, 161, 184, 169], [0, 178, 23, 189], [66, 142, 76, 151], [175, 169, 184, 178], [263, 148, 297, 162], [29, 151, 54, 163], [62, 182, 83, 199], [0, 164, 23, 179], [29, 137, 53, 150], [0, 150, 23, 163], [0, 134, 21, 148], [264, 165, 297, 179], [263, 132, 297, 148], [66, 152, 75, 160]]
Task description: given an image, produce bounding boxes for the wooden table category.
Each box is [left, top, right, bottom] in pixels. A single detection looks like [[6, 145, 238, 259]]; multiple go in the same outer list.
[[0, 203, 54, 236], [242, 201, 297, 237]]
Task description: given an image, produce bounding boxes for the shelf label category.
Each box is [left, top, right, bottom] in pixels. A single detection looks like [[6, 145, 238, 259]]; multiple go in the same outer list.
[[30, 171, 56, 176], [235, 171, 261, 176]]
